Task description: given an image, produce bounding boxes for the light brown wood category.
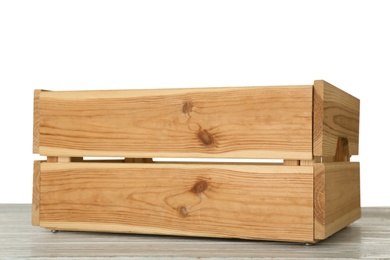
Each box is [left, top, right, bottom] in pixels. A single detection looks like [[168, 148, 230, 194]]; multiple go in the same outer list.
[[283, 160, 299, 166], [47, 156, 70, 162], [31, 81, 361, 243], [299, 160, 314, 166], [314, 156, 336, 163], [33, 90, 41, 154], [3, 205, 390, 259], [32, 161, 41, 226], [47, 156, 83, 162], [313, 80, 360, 157], [39, 163, 314, 242], [314, 162, 360, 240], [36, 86, 313, 159], [46, 156, 57, 162], [57, 157, 71, 162], [335, 137, 350, 162]]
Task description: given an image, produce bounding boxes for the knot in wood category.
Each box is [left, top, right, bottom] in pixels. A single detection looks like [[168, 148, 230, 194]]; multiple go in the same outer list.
[[191, 180, 208, 194], [182, 101, 193, 115], [178, 206, 188, 218], [198, 130, 214, 146]]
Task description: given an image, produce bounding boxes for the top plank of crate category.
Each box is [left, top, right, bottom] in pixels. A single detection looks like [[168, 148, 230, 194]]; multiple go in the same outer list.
[[33, 85, 314, 160], [33, 81, 360, 159]]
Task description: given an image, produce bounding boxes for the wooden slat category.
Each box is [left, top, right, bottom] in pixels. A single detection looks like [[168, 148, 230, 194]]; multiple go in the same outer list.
[[47, 157, 83, 162], [283, 160, 300, 166], [3, 205, 390, 259], [314, 162, 360, 240], [47, 156, 70, 162], [32, 161, 41, 226], [37, 86, 313, 159], [39, 163, 314, 242], [300, 160, 315, 166], [124, 158, 153, 163], [2, 205, 390, 258], [313, 80, 360, 157], [335, 137, 350, 162], [33, 90, 41, 154]]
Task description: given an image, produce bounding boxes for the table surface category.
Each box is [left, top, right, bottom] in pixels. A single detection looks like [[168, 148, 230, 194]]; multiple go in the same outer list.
[[0, 204, 389, 259]]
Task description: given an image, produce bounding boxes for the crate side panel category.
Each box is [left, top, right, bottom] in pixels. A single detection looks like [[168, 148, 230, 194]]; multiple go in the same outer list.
[[39, 163, 314, 242], [313, 80, 360, 157], [32, 160, 41, 226], [38, 86, 313, 159], [314, 162, 360, 240]]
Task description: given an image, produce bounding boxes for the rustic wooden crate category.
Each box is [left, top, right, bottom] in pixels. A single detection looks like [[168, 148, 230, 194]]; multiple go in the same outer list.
[[32, 80, 360, 243]]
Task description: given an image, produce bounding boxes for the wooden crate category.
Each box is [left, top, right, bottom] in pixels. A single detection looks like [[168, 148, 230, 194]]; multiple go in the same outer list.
[[32, 80, 360, 243]]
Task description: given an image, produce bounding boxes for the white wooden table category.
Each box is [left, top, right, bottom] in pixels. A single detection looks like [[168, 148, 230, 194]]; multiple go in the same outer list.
[[1, 204, 389, 259]]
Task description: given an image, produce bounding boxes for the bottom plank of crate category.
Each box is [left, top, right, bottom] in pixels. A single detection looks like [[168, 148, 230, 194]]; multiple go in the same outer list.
[[33, 162, 315, 243], [32, 162, 361, 242]]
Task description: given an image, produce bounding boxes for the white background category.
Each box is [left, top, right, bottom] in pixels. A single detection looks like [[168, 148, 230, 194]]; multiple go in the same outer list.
[[0, 0, 389, 206]]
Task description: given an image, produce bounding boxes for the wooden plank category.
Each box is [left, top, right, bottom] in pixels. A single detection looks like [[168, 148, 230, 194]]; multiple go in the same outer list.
[[39, 163, 314, 242], [300, 160, 314, 166], [47, 156, 70, 162], [3, 205, 390, 259], [32, 161, 41, 226], [313, 80, 360, 157], [335, 137, 350, 162], [283, 160, 300, 166], [314, 162, 360, 240], [37, 86, 313, 159], [47, 156, 83, 162], [33, 90, 41, 154]]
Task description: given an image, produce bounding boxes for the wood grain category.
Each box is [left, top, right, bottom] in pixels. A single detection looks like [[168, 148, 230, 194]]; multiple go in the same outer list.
[[32, 161, 41, 226], [31, 82, 361, 244], [335, 137, 350, 162], [283, 160, 300, 166], [37, 86, 313, 159], [39, 163, 314, 242], [33, 90, 41, 154], [313, 80, 360, 157], [314, 162, 360, 240], [3, 205, 390, 259]]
